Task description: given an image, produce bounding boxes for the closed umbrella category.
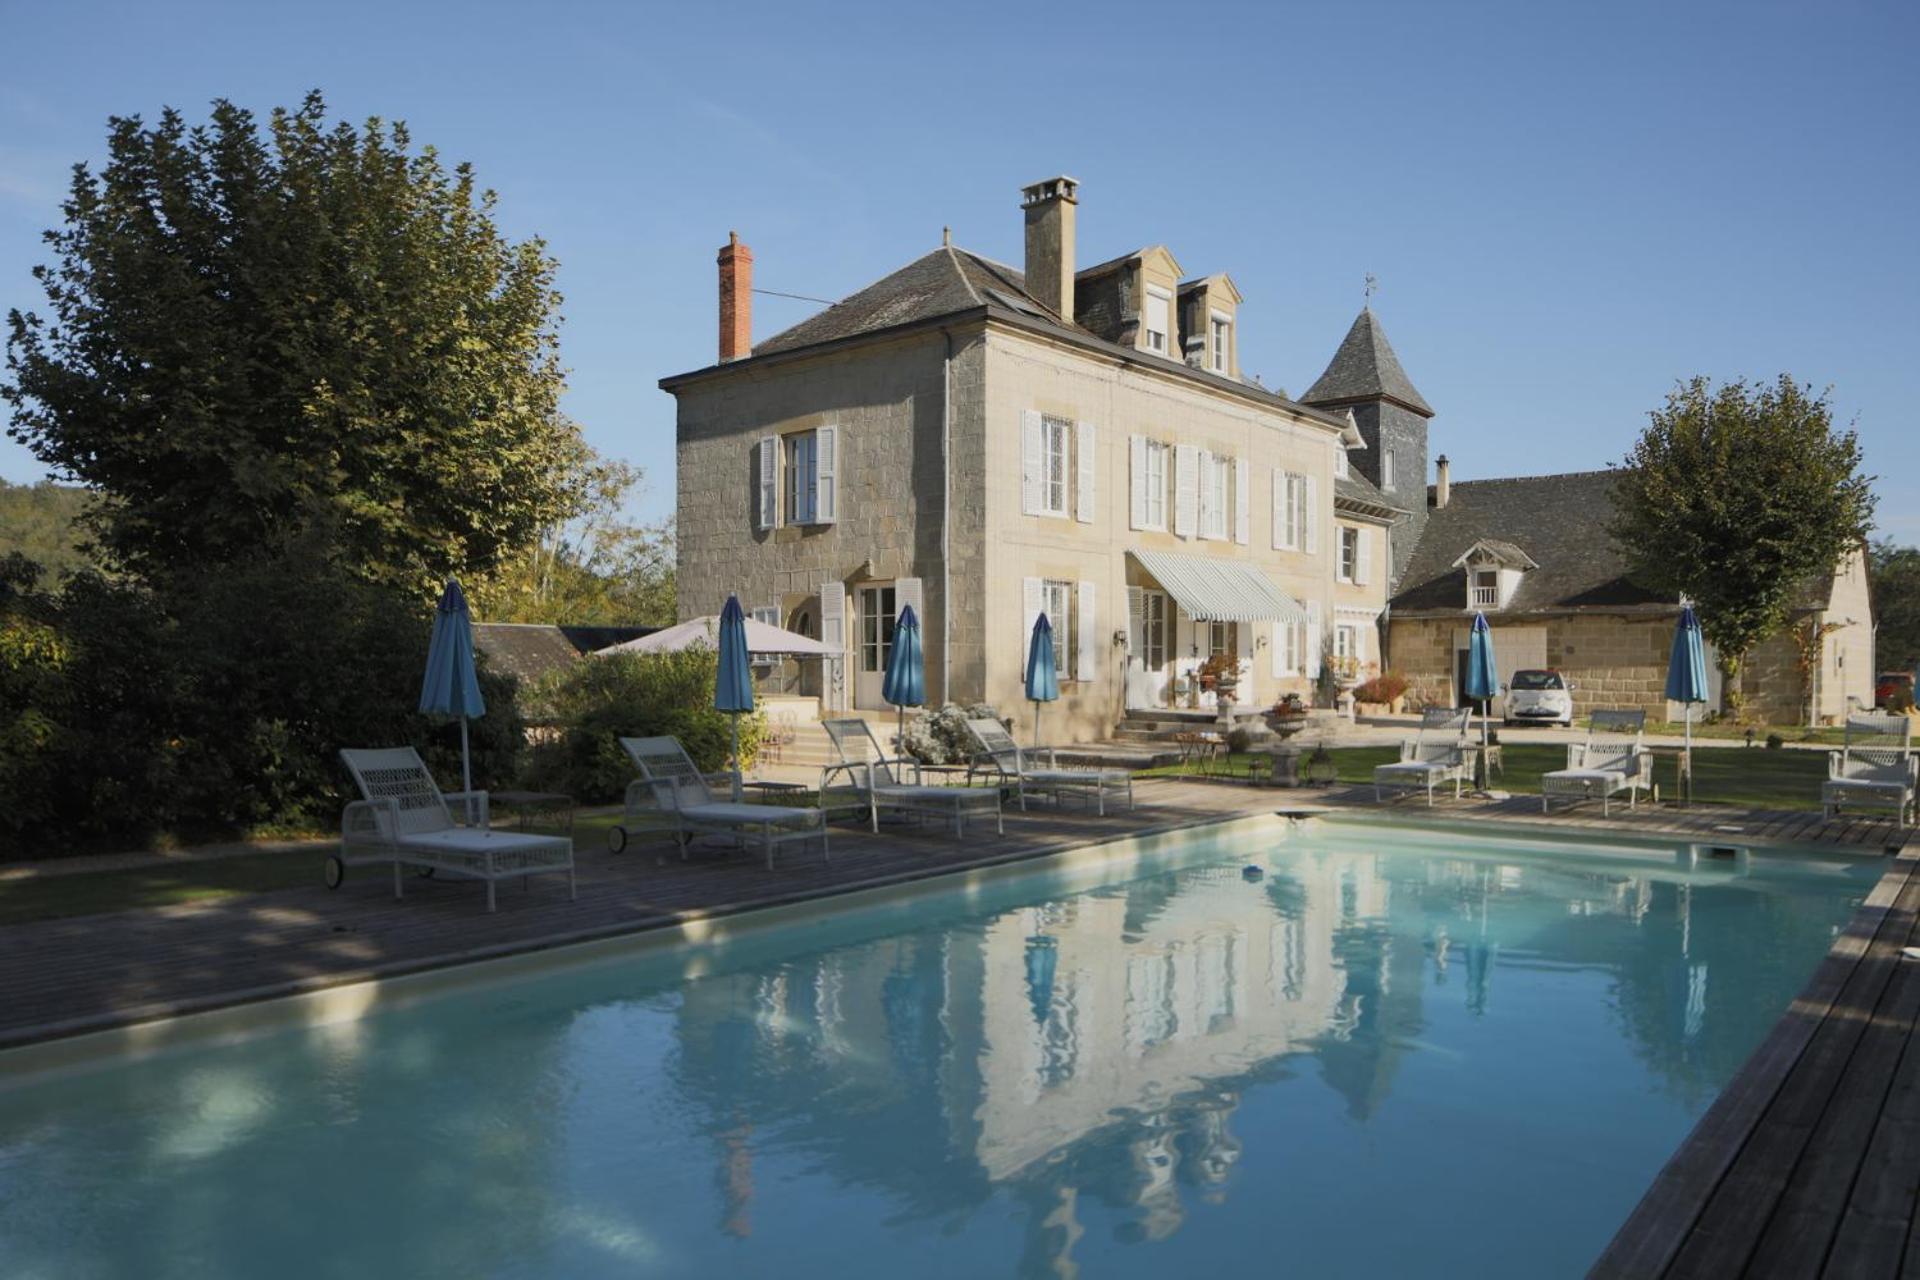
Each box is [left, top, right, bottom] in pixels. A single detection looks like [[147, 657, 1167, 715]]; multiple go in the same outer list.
[[714, 595, 755, 802], [419, 579, 486, 803], [882, 603, 925, 752], [1666, 603, 1709, 803], [1462, 612, 1499, 787], [1026, 613, 1060, 749]]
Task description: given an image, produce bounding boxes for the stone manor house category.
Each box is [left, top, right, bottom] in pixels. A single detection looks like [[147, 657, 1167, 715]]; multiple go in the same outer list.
[[662, 178, 1871, 740]]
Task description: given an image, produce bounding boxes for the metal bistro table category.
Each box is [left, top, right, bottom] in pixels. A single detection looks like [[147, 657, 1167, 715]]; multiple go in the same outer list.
[[1172, 731, 1226, 776]]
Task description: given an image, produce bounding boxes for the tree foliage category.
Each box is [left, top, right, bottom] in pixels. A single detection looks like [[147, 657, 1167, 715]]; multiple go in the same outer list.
[[1872, 540, 1920, 674], [474, 456, 676, 626], [0, 479, 94, 581], [1609, 376, 1874, 712], [3, 92, 582, 594]]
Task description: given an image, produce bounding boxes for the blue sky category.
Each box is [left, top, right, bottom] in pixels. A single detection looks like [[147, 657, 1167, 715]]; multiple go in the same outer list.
[[2, 0, 1915, 536]]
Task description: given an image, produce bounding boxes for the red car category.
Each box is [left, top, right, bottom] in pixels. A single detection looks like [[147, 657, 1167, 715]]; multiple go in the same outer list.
[[1876, 672, 1915, 709]]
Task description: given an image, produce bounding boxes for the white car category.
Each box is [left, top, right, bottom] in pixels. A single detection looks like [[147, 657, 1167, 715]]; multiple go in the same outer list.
[[1505, 669, 1575, 727]]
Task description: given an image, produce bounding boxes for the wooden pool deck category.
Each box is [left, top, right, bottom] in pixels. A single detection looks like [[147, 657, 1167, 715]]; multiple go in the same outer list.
[[5, 777, 1919, 1277]]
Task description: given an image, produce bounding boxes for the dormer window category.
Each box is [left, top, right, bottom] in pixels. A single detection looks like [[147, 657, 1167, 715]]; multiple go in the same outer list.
[[1144, 287, 1171, 354], [1453, 538, 1538, 612], [1335, 448, 1350, 480], [1210, 313, 1230, 373]]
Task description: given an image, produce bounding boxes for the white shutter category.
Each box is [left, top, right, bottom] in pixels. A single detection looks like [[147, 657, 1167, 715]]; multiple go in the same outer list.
[[1271, 619, 1286, 677], [1127, 585, 1144, 651], [757, 436, 777, 530], [1075, 421, 1095, 523], [1174, 445, 1198, 538], [1356, 527, 1373, 586], [1129, 435, 1147, 530], [1022, 577, 1044, 678], [1077, 580, 1097, 684], [1234, 457, 1250, 545], [1021, 411, 1044, 516], [1304, 474, 1320, 555], [820, 581, 847, 711], [1196, 449, 1215, 539], [1270, 469, 1284, 550], [1306, 601, 1323, 680], [815, 426, 837, 524], [895, 576, 924, 625]]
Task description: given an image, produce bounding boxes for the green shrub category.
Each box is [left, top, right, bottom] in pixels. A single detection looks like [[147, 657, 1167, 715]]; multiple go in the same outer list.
[[1766, 733, 1785, 750], [525, 648, 763, 802]]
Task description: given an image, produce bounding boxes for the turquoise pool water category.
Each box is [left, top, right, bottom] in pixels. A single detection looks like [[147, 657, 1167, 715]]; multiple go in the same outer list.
[[0, 819, 1878, 1278]]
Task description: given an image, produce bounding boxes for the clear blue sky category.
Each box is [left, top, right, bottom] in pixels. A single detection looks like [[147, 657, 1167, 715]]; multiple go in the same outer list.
[[2, 0, 1915, 535]]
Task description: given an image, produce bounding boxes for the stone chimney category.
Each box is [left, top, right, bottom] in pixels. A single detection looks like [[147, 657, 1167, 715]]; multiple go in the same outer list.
[[718, 231, 752, 362], [1021, 176, 1078, 318], [1435, 455, 1451, 509]]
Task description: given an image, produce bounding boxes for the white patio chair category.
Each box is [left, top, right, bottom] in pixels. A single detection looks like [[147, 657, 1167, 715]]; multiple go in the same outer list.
[[619, 736, 827, 870], [821, 718, 1003, 837], [336, 747, 575, 912], [1823, 713, 1916, 826], [1541, 710, 1653, 815], [1373, 707, 1472, 806], [963, 718, 1133, 814]]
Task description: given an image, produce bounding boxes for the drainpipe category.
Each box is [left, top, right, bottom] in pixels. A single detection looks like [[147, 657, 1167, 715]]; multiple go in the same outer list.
[[941, 327, 953, 706]]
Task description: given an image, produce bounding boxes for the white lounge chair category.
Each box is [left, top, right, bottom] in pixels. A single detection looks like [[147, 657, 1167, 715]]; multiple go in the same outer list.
[[1541, 710, 1652, 815], [1823, 713, 1916, 826], [620, 735, 827, 869], [963, 718, 1134, 814], [336, 747, 576, 912], [1373, 707, 1472, 805], [821, 718, 1003, 837]]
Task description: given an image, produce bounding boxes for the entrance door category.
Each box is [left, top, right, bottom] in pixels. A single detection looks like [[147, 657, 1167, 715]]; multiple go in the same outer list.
[[854, 583, 897, 710], [1127, 589, 1170, 709]]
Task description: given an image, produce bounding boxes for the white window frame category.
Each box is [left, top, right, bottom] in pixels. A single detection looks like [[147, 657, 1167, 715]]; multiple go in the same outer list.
[[1334, 623, 1359, 662], [1043, 416, 1070, 517], [1335, 448, 1350, 480], [1382, 449, 1396, 491], [785, 430, 819, 525], [1210, 312, 1230, 374], [1200, 452, 1229, 540], [1472, 567, 1500, 610], [1144, 287, 1171, 354], [1042, 578, 1076, 680], [1142, 439, 1167, 530], [1337, 526, 1359, 583]]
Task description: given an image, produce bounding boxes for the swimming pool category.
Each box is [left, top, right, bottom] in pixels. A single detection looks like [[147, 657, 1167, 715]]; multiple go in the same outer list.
[[0, 816, 1878, 1278]]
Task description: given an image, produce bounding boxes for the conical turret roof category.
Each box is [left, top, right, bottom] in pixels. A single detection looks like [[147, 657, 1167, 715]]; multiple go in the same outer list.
[[1301, 309, 1432, 416]]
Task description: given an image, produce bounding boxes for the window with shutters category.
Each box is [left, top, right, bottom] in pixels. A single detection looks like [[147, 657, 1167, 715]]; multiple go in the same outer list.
[[858, 585, 896, 674], [1275, 471, 1308, 550], [1144, 287, 1171, 354], [1337, 526, 1359, 583], [1201, 454, 1231, 540], [1041, 416, 1070, 517], [1334, 623, 1360, 663], [1278, 619, 1302, 675], [785, 431, 820, 524], [1043, 579, 1075, 679], [1142, 439, 1167, 529]]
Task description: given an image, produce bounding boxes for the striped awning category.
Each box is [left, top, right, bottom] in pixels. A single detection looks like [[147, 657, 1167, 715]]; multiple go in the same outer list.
[[1129, 549, 1309, 624]]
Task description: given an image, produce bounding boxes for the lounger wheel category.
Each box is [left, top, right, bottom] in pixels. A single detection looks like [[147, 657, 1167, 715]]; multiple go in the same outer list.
[[608, 825, 629, 855], [415, 867, 435, 879], [323, 855, 345, 889]]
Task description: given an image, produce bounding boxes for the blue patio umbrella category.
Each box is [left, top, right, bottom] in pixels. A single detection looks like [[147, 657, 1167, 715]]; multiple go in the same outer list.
[[419, 578, 486, 798], [1666, 604, 1710, 799], [1025, 933, 1059, 1026], [882, 603, 925, 751], [1463, 612, 1500, 785], [715, 595, 755, 801], [1026, 612, 1060, 747]]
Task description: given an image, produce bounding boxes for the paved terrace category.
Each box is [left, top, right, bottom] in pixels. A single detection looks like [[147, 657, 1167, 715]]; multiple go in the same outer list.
[[4, 780, 1919, 1278]]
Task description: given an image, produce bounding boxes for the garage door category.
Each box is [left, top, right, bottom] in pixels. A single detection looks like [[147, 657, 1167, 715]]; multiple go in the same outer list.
[[1453, 624, 1547, 719]]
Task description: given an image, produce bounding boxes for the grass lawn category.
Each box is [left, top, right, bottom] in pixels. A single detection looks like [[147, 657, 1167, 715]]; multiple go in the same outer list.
[[1142, 743, 1832, 811]]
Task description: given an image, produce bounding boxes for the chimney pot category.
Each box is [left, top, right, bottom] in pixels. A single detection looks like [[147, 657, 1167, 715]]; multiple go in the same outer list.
[[718, 232, 753, 362], [1021, 176, 1078, 319], [1435, 455, 1451, 509]]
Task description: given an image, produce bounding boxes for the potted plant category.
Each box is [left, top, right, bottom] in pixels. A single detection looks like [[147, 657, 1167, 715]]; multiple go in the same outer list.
[[1265, 692, 1309, 739]]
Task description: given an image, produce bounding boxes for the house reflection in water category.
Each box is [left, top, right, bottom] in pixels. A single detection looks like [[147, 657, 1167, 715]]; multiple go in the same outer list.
[[666, 841, 1786, 1275]]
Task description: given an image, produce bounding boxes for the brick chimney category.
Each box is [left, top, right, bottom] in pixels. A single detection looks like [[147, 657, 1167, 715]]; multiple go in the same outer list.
[[1435, 455, 1451, 509], [718, 231, 752, 362], [1021, 176, 1078, 318]]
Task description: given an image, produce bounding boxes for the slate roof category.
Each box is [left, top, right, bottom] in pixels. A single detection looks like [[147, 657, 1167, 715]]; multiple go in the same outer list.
[[1301, 308, 1434, 416], [754, 246, 1056, 356], [473, 623, 658, 688], [1334, 470, 1405, 520], [1390, 471, 1673, 615]]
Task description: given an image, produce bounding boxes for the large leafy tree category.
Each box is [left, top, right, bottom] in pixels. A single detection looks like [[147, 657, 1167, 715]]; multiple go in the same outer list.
[[1609, 375, 1874, 715], [3, 93, 582, 593], [1871, 541, 1920, 674]]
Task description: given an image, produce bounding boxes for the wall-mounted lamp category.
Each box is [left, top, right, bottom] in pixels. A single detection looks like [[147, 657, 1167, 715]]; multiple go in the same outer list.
[[1112, 629, 1129, 648]]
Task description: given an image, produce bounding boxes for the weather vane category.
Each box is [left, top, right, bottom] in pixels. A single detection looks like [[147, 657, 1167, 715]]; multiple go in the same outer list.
[[1364, 272, 1377, 307]]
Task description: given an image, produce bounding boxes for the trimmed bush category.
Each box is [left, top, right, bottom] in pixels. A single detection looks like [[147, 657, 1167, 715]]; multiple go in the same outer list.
[[525, 649, 764, 802], [1352, 671, 1410, 705]]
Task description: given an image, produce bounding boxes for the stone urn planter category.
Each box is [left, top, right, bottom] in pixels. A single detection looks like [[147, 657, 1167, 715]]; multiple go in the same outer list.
[[1264, 699, 1310, 741]]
